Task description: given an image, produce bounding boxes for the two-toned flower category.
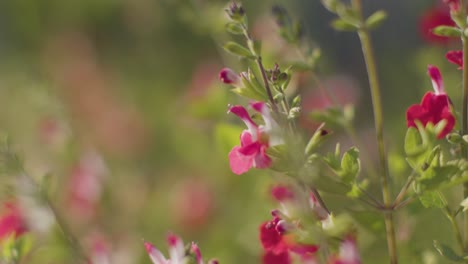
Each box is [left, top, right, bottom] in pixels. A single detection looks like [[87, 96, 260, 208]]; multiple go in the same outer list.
[[406, 65, 455, 139]]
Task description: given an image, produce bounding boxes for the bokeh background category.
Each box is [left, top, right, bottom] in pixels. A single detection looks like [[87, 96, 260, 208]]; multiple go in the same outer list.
[[0, 0, 463, 263]]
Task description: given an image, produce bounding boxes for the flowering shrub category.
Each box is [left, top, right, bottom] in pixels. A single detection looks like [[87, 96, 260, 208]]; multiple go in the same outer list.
[[5, 0, 468, 263]]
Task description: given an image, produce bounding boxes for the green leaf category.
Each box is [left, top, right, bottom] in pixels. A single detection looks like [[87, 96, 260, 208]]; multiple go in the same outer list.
[[288, 62, 313, 72], [404, 127, 425, 156], [223, 42, 255, 59], [365, 10, 387, 30], [323, 143, 342, 171], [340, 147, 360, 183], [418, 165, 458, 190], [419, 191, 445, 208], [433, 240, 464, 262], [432, 26, 461, 38], [225, 22, 244, 35], [331, 18, 358, 31]]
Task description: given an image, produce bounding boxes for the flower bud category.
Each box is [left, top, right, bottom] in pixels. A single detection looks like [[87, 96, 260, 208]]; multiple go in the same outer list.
[[225, 2, 245, 22], [219, 68, 240, 85]]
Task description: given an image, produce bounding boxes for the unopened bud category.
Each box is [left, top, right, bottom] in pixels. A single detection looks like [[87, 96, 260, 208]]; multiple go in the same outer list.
[[447, 132, 463, 144], [219, 68, 240, 85], [287, 107, 301, 120], [226, 2, 245, 22]]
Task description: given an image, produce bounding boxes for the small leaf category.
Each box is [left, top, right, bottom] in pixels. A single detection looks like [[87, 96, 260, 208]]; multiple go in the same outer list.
[[223, 42, 255, 59], [404, 127, 425, 156], [225, 22, 244, 35], [419, 191, 445, 208], [331, 18, 359, 31], [365, 10, 387, 30], [432, 26, 461, 38], [433, 240, 464, 262], [340, 147, 360, 183]]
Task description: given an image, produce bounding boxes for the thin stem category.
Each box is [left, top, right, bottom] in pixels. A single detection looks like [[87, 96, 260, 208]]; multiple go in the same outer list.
[[462, 17, 468, 252], [350, 1, 397, 263], [241, 25, 279, 113], [310, 187, 331, 215], [392, 171, 416, 208], [445, 206, 465, 253]]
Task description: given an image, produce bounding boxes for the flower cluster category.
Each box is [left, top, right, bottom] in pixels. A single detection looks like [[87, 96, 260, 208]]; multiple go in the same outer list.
[[406, 65, 455, 139], [144, 233, 218, 264]]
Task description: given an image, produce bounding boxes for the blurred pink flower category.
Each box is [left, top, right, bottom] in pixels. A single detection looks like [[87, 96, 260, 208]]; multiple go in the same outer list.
[[419, 5, 455, 44], [171, 178, 214, 231], [0, 202, 27, 240], [406, 65, 455, 139], [67, 152, 107, 222], [271, 185, 295, 202], [186, 61, 220, 100], [446, 50, 463, 69], [301, 75, 360, 131], [219, 68, 240, 85], [328, 236, 361, 264], [443, 0, 460, 12], [228, 102, 282, 175]]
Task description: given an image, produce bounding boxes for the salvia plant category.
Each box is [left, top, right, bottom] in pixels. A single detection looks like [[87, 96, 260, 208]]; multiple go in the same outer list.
[[5, 0, 468, 263]]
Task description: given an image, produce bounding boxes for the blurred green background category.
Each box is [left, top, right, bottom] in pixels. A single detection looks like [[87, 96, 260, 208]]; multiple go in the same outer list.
[[0, 0, 463, 263]]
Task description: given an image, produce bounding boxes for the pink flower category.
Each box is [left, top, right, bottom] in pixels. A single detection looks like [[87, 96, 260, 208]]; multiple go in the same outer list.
[[406, 65, 455, 139], [219, 68, 240, 85], [0, 202, 27, 240], [329, 236, 361, 264], [419, 5, 456, 44], [145, 234, 215, 264], [271, 185, 295, 202], [228, 102, 282, 175], [446, 50, 463, 69]]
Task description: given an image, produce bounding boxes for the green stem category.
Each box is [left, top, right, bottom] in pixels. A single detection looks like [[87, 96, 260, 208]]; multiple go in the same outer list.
[[392, 171, 416, 208], [445, 206, 465, 253], [351, 1, 397, 263], [461, 0, 468, 252]]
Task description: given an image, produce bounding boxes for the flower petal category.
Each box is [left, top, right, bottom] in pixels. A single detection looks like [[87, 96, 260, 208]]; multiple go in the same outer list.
[[446, 50, 463, 70], [427, 65, 444, 94], [144, 242, 168, 264], [253, 145, 272, 169], [167, 233, 185, 264], [228, 105, 259, 140], [262, 250, 291, 264], [191, 242, 204, 264], [228, 146, 253, 175]]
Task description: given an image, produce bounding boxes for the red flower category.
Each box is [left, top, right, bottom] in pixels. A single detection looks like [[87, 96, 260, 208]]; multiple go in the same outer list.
[[0, 202, 27, 240], [259, 217, 318, 264], [446, 50, 463, 69], [406, 65, 455, 139], [419, 5, 456, 44], [262, 250, 291, 264], [228, 102, 282, 175]]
